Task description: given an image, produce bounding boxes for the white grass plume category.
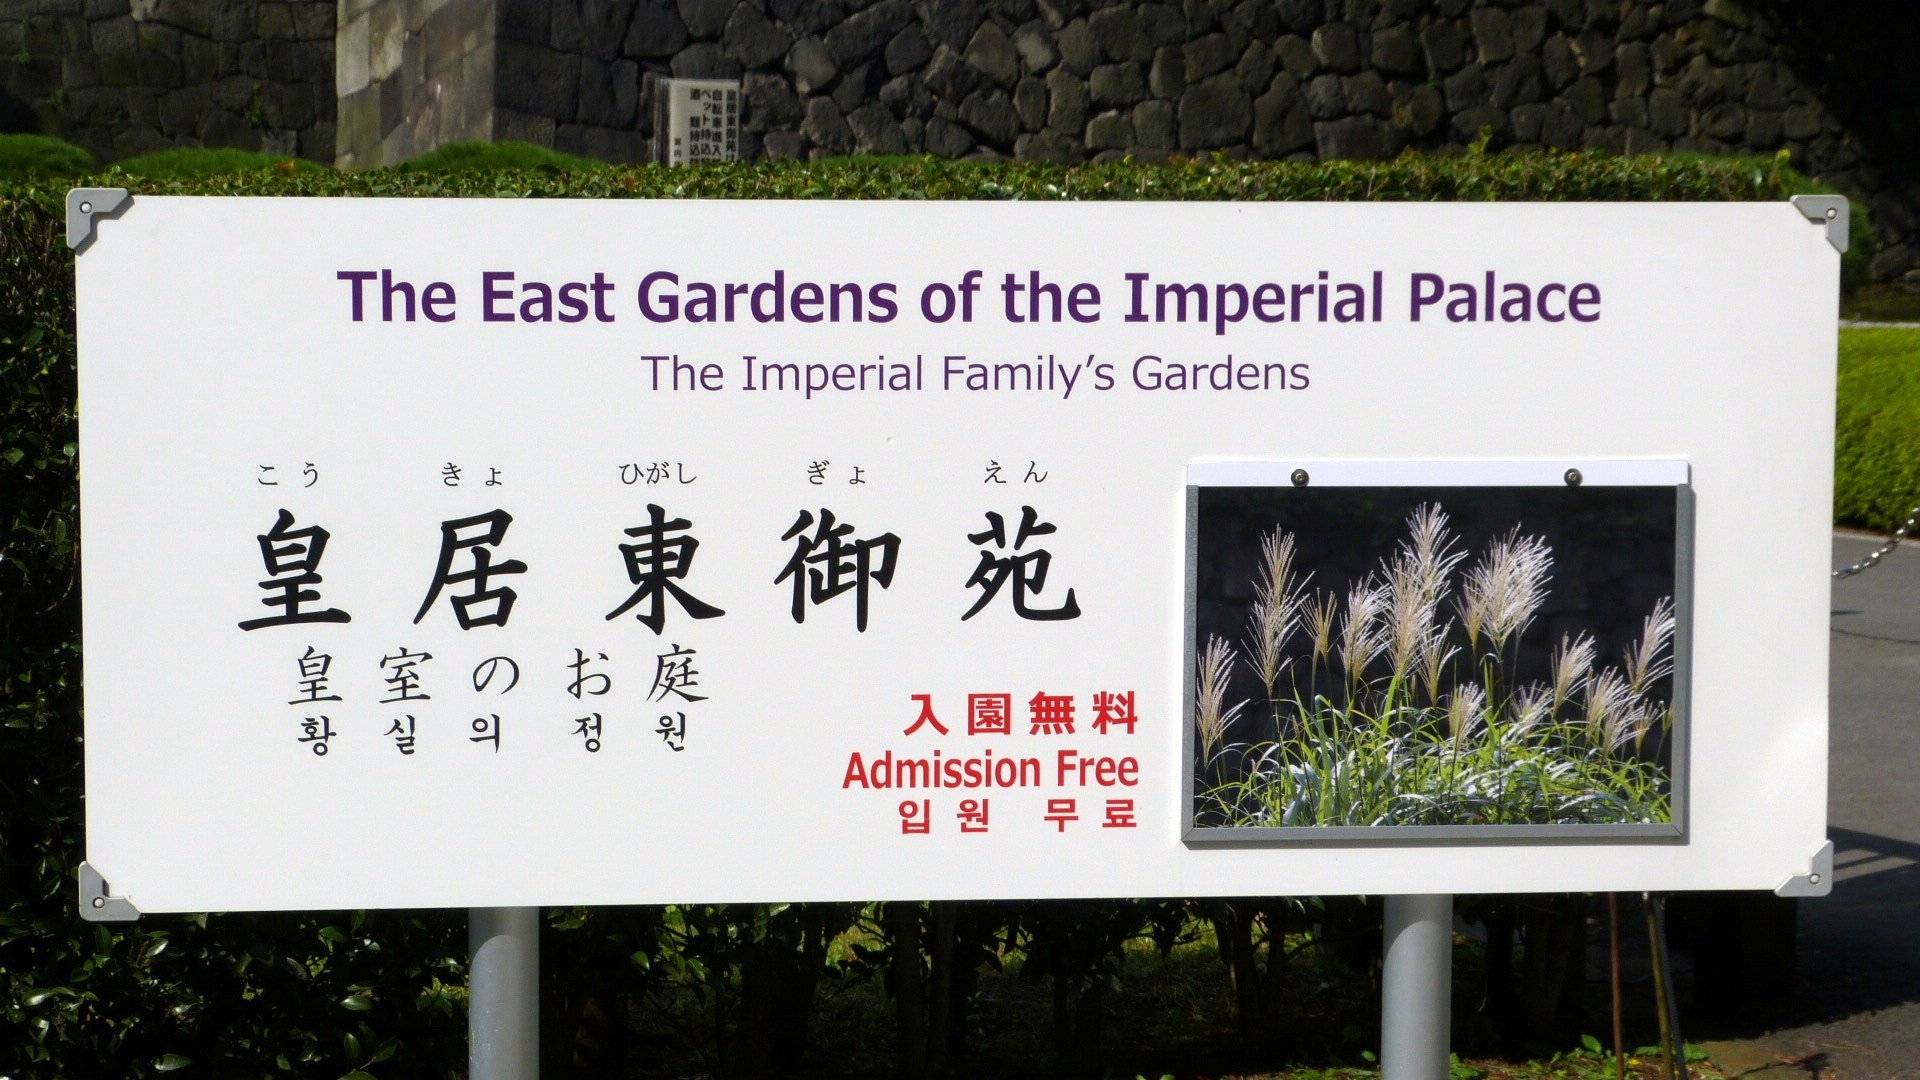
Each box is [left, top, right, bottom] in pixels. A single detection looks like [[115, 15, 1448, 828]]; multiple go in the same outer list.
[[1624, 596, 1677, 694], [1196, 634, 1243, 759], [1457, 528, 1554, 654]]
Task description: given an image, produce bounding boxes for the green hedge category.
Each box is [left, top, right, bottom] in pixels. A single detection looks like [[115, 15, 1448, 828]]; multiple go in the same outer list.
[[0, 153, 1837, 1079], [1836, 326, 1920, 532]]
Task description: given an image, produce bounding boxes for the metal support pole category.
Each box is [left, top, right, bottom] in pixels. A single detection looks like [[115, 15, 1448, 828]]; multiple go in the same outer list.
[[1382, 893, 1452, 1080], [470, 906, 539, 1080]]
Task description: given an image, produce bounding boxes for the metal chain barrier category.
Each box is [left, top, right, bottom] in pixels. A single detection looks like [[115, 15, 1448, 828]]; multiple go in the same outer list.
[[1835, 505, 1920, 578]]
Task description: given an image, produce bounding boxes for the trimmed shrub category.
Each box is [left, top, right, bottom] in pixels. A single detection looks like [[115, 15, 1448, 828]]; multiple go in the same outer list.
[[0, 134, 94, 181], [1834, 326, 1920, 532], [108, 147, 325, 178], [386, 139, 604, 173]]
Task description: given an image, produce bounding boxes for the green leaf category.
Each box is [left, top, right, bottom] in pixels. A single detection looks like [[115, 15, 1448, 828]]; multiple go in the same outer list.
[[340, 993, 374, 1012], [342, 1031, 362, 1060], [154, 1053, 193, 1071], [1580, 1033, 1604, 1054]]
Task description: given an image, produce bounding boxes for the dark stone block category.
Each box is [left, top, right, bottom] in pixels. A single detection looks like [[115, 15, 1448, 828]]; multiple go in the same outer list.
[[1088, 4, 1150, 62], [1648, 85, 1687, 135], [763, 129, 805, 157], [499, 41, 582, 117], [1134, 97, 1175, 147], [802, 94, 853, 150], [965, 20, 1018, 86], [1451, 102, 1508, 141], [1311, 21, 1359, 71], [1491, 54, 1543, 107], [959, 86, 1018, 146], [727, 3, 792, 68], [1648, 31, 1686, 74], [1539, 33, 1577, 88], [671, 41, 740, 77], [157, 83, 210, 136], [1419, 19, 1463, 74], [770, 0, 843, 37], [1747, 59, 1791, 110], [1013, 74, 1047, 128], [1745, 108, 1782, 148], [676, 0, 731, 38], [1399, 80, 1442, 134], [1236, 0, 1279, 40], [1085, 107, 1130, 149], [1236, 41, 1274, 94], [257, 2, 293, 39], [500, 0, 545, 46], [1371, 23, 1419, 75], [1469, 6, 1511, 63], [1254, 80, 1315, 152], [1275, 0, 1323, 35], [1614, 41, 1650, 97], [1178, 74, 1251, 147], [916, 0, 982, 50], [830, 61, 878, 113], [1510, 5, 1546, 53], [1618, 3, 1657, 40], [878, 72, 931, 118], [181, 32, 217, 83], [554, 0, 629, 59], [624, 3, 688, 58], [825, 0, 912, 67], [290, 1, 332, 41], [1608, 95, 1648, 129], [1562, 74, 1605, 124], [1304, 72, 1345, 118], [1184, 32, 1236, 80], [1540, 101, 1581, 147], [1139, 3, 1185, 46], [1013, 20, 1057, 72], [1573, 29, 1612, 74], [1698, 100, 1744, 140], [845, 100, 906, 151], [580, 56, 643, 126], [1442, 61, 1485, 112], [1314, 114, 1382, 158], [1055, 18, 1095, 76], [1013, 128, 1084, 162], [887, 25, 932, 74], [1343, 69, 1388, 115], [925, 112, 975, 159], [1149, 46, 1184, 97], [1782, 103, 1820, 140], [1275, 34, 1317, 77], [924, 42, 982, 99], [1045, 65, 1087, 130], [787, 36, 835, 93], [1089, 61, 1143, 107]]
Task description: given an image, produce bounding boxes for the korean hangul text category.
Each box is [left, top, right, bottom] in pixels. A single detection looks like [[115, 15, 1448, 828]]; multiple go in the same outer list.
[[297, 715, 335, 755], [957, 798, 990, 833], [385, 715, 417, 755], [574, 712, 603, 753], [1103, 798, 1137, 828], [899, 798, 931, 834], [1044, 797, 1078, 831], [470, 713, 501, 752], [657, 710, 687, 752]]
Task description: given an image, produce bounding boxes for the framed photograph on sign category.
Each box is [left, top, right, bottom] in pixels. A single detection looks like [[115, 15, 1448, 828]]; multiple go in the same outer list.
[[1182, 461, 1691, 844]]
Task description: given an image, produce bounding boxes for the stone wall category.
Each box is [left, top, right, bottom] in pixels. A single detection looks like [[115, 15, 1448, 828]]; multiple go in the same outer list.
[[334, 0, 497, 167], [489, 0, 1920, 278], [0, 0, 335, 164]]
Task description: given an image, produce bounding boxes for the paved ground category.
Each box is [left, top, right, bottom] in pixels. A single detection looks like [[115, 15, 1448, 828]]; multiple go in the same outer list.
[[1696, 533, 1920, 1078]]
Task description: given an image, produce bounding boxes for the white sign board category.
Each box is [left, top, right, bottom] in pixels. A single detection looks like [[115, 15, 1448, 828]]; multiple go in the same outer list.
[[76, 197, 1837, 914]]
